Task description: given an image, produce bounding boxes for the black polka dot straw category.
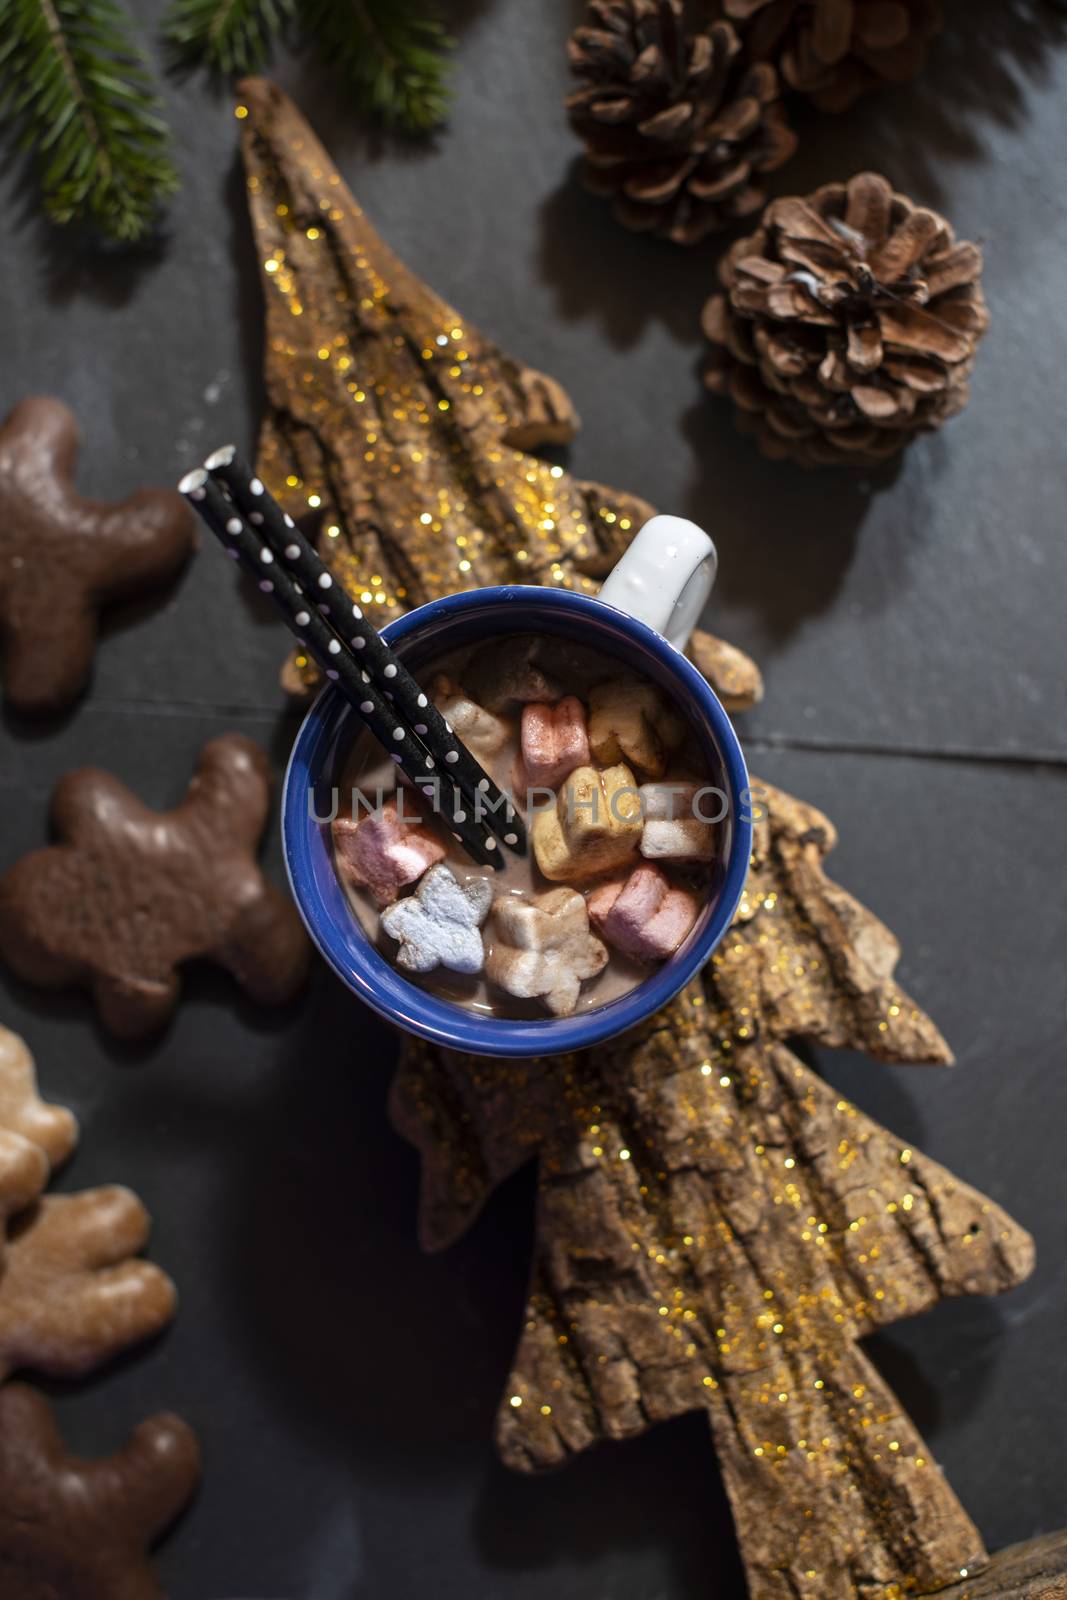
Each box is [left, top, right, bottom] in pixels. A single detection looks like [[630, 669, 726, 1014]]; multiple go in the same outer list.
[[179, 465, 503, 871], [200, 447, 527, 858]]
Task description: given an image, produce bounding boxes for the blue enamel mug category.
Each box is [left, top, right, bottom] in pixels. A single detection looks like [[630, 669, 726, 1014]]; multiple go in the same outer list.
[[282, 517, 752, 1057]]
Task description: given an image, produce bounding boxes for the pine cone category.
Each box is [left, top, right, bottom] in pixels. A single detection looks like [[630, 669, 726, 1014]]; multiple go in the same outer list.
[[723, 0, 942, 111], [566, 0, 797, 245], [702, 172, 988, 468]]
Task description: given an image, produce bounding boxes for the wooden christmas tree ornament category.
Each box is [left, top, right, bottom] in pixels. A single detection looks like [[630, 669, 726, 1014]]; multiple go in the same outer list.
[[235, 80, 1057, 1597]]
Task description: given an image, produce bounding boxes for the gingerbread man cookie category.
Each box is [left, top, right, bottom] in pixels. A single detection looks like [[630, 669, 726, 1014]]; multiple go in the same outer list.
[[0, 735, 312, 1038], [0, 1025, 78, 1263], [0, 1383, 200, 1600], [0, 1188, 178, 1383], [0, 396, 194, 714], [0, 1024, 78, 1175], [0, 1025, 181, 1391]]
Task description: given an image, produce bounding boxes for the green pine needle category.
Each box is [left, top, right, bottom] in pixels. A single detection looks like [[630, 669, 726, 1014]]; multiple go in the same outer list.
[[163, 0, 294, 76], [0, 0, 453, 245], [300, 0, 451, 135], [0, 0, 178, 242]]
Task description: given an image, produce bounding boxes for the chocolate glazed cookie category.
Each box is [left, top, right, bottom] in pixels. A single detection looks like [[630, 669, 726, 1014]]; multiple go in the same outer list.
[[0, 1383, 200, 1600], [0, 396, 194, 715], [0, 735, 312, 1037]]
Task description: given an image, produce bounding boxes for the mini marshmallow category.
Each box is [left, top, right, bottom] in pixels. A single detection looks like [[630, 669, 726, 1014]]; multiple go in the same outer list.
[[520, 697, 590, 789], [380, 864, 493, 974], [639, 782, 717, 863], [588, 679, 686, 780], [333, 801, 445, 908], [463, 635, 562, 713], [431, 675, 510, 754], [588, 862, 701, 963], [532, 763, 643, 882], [485, 887, 608, 1016]]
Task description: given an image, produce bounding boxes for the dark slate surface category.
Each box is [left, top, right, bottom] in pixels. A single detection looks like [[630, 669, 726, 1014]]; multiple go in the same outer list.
[[1, 1, 1065, 1595]]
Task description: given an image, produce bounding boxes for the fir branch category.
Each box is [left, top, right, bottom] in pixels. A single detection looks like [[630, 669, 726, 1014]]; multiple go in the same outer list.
[[0, 0, 178, 243], [300, 0, 452, 135], [163, 0, 294, 76]]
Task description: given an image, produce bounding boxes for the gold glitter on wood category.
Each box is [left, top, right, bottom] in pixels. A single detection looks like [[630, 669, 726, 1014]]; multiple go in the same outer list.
[[392, 783, 1035, 1600], [238, 77, 761, 712]]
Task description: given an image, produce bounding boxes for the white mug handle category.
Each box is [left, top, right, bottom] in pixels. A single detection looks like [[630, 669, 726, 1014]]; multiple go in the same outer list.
[[597, 515, 717, 652]]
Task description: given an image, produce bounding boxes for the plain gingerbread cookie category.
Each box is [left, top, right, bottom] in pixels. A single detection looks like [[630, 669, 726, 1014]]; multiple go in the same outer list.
[[0, 734, 312, 1037]]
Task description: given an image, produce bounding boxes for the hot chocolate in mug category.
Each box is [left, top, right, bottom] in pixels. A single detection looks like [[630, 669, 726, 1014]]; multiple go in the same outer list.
[[282, 516, 752, 1056]]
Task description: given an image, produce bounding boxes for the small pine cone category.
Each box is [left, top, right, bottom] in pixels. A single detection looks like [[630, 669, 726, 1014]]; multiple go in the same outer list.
[[566, 0, 797, 246], [702, 172, 988, 468], [723, 0, 942, 111]]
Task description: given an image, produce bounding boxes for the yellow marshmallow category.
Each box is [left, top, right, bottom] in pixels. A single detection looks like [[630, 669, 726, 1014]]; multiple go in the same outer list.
[[588, 678, 685, 779], [532, 763, 643, 882]]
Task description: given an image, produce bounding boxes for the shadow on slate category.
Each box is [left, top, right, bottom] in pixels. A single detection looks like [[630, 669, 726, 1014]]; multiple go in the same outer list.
[[678, 394, 896, 642], [170, 971, 530, 1463], [265, 702, 312, 773], [537, 160, 718, 350], [1, 696, 81, 747], [698, 0, 1067, 216], [40, 227, 171, 309], [0, 957, 316, 1072], [224, 154, 270, 454], [864, 1294, 1016, 1444], [476, 1411, 746, 1598], [819, 0, 1067, 207]]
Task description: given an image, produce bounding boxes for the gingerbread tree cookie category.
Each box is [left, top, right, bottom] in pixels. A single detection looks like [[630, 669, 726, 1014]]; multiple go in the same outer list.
[[0, 734, 312, 1038], [0, 1383, 200, 1600], [0, 397, 193, 715]]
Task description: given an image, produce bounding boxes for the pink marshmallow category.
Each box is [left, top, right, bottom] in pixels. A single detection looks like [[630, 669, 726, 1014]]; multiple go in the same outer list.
[[520, 697, 590, 789], [588, 862, 701, 963], [333, 800, 445, 908]]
